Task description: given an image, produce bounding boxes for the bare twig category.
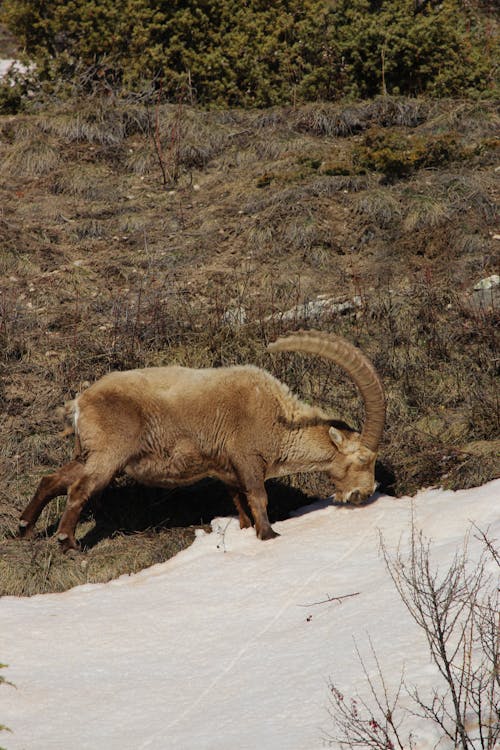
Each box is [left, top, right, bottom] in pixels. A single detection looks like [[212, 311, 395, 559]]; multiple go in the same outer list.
[[472, 523, 500, 568], [152, 83, 168, 188], [327, 524, 499, 749], [298, 591, 360, 607]]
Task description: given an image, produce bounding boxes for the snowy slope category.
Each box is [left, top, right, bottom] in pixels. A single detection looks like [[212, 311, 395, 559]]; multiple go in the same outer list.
[[1, 480, 499, 750]]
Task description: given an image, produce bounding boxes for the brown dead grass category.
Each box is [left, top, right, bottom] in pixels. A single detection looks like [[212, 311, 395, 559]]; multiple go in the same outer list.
[[0, 529, 195, 597], [0, 96, 498, 595]]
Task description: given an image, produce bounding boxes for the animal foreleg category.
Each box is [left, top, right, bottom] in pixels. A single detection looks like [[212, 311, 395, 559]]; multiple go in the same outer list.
[[236, 467, 278, 541], [227, 487, 253, 529]]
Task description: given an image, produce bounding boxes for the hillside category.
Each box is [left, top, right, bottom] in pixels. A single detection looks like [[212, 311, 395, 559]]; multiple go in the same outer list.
[[0, 95, 498, 594]]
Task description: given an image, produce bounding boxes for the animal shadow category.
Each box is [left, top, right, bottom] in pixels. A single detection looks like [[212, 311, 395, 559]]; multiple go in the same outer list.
[[75, 478, 311, 550]]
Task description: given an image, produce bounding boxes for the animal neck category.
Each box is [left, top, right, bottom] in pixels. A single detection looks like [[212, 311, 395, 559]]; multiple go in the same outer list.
[[269, 419, 335, 478]]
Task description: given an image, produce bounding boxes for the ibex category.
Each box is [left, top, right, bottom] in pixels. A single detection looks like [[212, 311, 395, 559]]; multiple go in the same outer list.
[[18, 331, 385, 552]]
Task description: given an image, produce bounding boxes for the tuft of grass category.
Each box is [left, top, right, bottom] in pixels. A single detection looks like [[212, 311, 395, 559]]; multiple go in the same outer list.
[[124, 143, 156, 175], [1, 137, 61, 177], [74, 219, 107, 241], [251, 139, 291, 161], [292, 98, 431, 137], [294, 103, 366, 137], [402, 194, 449, 233], [50, 164, 112, 199], [35, 100, 148, 145], [436, 173, 498, 223], [423, 100, 500, 138], [355, 189, 403, 229], [283, 218, 331, 255], [363, 96, 430, 128]]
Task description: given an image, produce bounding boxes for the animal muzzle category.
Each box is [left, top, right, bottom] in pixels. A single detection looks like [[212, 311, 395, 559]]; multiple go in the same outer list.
[[332, 482, 379, 505]]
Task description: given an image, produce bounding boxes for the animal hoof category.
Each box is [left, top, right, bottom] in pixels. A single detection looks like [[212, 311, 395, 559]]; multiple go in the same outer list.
[[18, 519, 33, 539], [259, 527, 280, 541], [239, 515, 253, 529], [19, 518, 30, 538], [57, 533, 79, 554]]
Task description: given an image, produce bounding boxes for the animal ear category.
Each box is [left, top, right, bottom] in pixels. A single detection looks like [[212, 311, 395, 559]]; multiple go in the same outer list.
[[329, 426, 344, 448]]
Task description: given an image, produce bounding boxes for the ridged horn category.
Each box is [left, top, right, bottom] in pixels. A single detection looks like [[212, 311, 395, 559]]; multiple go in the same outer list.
[[268, 330, 385, 452]]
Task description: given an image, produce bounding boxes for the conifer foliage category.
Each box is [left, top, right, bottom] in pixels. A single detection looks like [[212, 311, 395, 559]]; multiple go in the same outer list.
[[1, 0, 497, 105]]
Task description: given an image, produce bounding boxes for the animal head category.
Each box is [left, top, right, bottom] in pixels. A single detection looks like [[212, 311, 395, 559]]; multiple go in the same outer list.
[[327, 426, 378, 503], [268, 330, 385, 505]]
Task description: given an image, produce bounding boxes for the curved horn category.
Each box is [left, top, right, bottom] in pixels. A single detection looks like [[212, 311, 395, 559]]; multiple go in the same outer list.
[[268, 330, 385, 452]]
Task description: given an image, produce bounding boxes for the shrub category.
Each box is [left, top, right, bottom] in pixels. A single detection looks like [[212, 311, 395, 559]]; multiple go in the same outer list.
[[328, 0, 497, 100], [0, 81, 22, 114], [354, 128, 467, 178], [1, 0, 497, 108]]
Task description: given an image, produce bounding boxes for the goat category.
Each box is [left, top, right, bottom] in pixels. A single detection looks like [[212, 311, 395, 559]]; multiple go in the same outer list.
[[18, 330, 386, 551]]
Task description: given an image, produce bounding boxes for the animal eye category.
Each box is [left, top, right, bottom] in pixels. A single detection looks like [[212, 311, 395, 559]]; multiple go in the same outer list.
[[357, 454, 369, 465]]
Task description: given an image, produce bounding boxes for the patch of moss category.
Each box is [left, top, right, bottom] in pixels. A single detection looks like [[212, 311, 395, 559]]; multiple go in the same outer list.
[[320, 161, 367, 176], [354, 128, 468, 179]]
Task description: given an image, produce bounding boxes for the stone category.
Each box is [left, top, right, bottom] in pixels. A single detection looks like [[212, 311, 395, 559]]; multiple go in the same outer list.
[[471, 274, 500, 311], [265, 295, 362, 324], [222, 305, 247, 327]]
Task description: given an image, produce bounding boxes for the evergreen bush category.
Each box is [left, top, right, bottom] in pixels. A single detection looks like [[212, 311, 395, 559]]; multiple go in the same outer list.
[[1, 0, 497, 107]]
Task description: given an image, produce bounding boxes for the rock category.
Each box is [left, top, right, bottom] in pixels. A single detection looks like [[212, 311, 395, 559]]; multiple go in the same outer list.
[[471, 274, 500, 310], [222, 305, 247, 327], [266, 295, 362, 324], [222, 295, 362, 328], [474, 274, 500, 290]]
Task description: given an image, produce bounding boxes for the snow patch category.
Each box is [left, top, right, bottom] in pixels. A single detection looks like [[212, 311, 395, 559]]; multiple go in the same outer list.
[[0, 59, 29, 79], [1, 480, 499, 749]]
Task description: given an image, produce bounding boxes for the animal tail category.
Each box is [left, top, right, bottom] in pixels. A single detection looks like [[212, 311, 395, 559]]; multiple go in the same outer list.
[[55, 399, 77, 438]]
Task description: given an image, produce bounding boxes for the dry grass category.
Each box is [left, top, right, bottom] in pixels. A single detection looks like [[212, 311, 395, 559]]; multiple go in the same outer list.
[[0, 96, 498, 595], [0, 529, 196, 597], [291, 98, 432, 136], [50, 164, 113, 200], [355, 190, 403, 229], [423, 100, 500, 137], [35, 100, 149, 144], [402, 195, 449, 233], [1, 137, 61, 177]]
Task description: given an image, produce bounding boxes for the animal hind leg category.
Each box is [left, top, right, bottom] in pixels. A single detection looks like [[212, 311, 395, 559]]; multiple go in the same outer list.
[[55, 460, 117, 552], [19, 460, 85, 539]]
